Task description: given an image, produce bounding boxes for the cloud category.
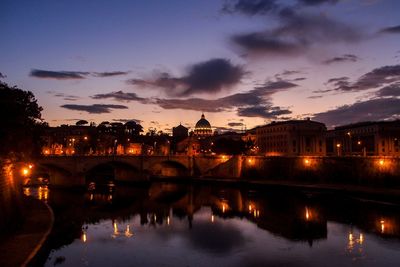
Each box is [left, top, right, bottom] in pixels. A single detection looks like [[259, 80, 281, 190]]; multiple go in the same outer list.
[[92, 71, 130, 77], [379, 25, 400, 34], [232, 32, 305, 56], [229, 6, 366, 57], [297, 0, 339, 6], [51, 92, 81, 101], [221, 0, 279, 16], [325, 64, 400, 92], [91, 80, 296, 119], [222, 0, 338, 16], [155, 80, 297, 113], [60, 104, 128, 114], [112, 118, 143, 124], [238, 105, 292, 119], [313, 98, 400, 127], [375, 83, 400, 97], [227, 122, 244, 127], [30, 69, 130, 79], [30, 69, 90, 79], [91, 91, 149, 103], [0, 72, 6, 79], [322, 54, 359, 64], [127, 58, 245, 96]]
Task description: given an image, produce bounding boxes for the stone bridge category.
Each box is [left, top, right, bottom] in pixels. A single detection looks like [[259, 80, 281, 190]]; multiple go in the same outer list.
[[33, 155, 242, 187]]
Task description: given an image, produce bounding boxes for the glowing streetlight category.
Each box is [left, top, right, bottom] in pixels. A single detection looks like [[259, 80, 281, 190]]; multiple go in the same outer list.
[[22, 168, 30, 176]]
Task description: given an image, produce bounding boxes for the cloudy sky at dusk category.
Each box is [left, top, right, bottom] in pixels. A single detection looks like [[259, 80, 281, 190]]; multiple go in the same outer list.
[[1, 0, 400, 132]]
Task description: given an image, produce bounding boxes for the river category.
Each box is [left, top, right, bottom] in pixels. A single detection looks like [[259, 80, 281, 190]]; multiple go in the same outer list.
[[25, 182, 400, 267]]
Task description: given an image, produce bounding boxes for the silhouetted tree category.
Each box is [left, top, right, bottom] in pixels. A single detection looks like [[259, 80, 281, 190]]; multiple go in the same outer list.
[[76, 119, 88, 126], [0, 81, 47, 159], [125, 120, 143, 136]]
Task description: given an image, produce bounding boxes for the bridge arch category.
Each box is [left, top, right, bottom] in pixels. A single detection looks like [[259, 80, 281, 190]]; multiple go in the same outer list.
[[35, 163, 74, 186], [149, 160, 189, 177], [86, 161, 145, 185]]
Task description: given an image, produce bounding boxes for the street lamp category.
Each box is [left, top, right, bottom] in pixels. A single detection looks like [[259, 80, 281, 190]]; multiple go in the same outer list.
[[336, 143, 341, 156]]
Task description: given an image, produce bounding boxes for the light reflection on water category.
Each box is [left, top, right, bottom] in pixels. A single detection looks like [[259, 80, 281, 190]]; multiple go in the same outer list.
[[25, 184, 400, 267]]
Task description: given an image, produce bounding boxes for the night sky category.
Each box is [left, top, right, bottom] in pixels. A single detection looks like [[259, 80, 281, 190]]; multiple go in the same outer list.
[[1, 0, 400, 132]]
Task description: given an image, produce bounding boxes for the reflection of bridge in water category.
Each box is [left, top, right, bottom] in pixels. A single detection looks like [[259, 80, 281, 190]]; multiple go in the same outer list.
[[34, 155, 241, 187]]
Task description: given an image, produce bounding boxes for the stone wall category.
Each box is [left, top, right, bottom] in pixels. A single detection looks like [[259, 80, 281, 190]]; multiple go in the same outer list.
[[241, 156, 400, 187]]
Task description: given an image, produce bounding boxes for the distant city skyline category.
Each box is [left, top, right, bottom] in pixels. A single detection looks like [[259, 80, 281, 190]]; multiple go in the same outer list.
[[1, 0, 400, 132]]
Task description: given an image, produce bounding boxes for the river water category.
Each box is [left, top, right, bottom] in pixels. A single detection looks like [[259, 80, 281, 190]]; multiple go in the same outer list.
[[25, 183, 400, 267]]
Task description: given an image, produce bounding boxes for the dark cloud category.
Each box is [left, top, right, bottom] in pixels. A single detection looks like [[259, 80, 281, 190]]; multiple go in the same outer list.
[[322, 54, 359, 65], [30, 69, 90, 79], [232, 32, 305, 56], [222, 0, 338, 16], [92, 71, 130, 77], [221, 0, 279, 16], [228, 122, 244, 127], [297, 0, 339, 6], [112, 118, 143, 124], [0, 72, 6, 79], [30, 69, 129, 79], [375, 83, 400, 97], [230, 7, 366, 57], [308, 95, 323, 99], [238, 105, 292, 119], [127, 58, 245, 96], [52, 93, 80, 101], [313, 98, 400, 127], [92, 80, 296, 119], [91, 91, 148, 103], [326, 65, 400, 92], [379, 25, 400, 34], [60, 104, 128, 114], [155, 80, 297, 113]]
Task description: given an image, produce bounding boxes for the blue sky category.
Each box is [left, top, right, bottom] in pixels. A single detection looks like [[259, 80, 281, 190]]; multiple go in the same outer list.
[[1, 0, 400, 131]]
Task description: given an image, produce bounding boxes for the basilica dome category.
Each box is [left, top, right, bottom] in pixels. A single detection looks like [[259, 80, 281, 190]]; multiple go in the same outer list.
[[194, 114, 212, 137]]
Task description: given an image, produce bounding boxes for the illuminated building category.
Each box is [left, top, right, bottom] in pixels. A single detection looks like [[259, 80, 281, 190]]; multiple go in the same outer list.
[[255, 119, 326, 156], [194, 114, 212, 137], [326, 121, 400, 156]]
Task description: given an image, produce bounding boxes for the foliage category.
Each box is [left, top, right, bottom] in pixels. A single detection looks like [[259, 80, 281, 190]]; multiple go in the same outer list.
[[213, 138, 247, 155], [0, 81, 47, 158], [76, 120, 88, 126]]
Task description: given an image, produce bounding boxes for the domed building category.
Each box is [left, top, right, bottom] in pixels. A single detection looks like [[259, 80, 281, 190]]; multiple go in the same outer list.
[[194, 113, 212, 137]]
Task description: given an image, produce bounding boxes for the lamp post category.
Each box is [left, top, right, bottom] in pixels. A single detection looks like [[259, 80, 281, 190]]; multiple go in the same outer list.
[[347, 132, 352, 156], [336, 143, 341, 156]]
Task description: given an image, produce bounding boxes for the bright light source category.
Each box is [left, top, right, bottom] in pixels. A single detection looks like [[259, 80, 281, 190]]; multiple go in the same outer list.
[[22, 168, 30, 176], [336, 143, 341, 148], [379, 159, 384, 166]]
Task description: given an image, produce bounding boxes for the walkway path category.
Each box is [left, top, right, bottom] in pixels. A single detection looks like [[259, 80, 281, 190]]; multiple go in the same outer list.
[[0, 197, 54, 267]]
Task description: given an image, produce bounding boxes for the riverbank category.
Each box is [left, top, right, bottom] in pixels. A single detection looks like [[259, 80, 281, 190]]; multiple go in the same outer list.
[[0, 196, 54, 267]]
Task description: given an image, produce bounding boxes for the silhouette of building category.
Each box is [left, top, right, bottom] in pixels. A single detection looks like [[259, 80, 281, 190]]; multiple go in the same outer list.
[[255, 119, 326, 156], [326, 120, 400, 156], [194, 113, 212, 137], [172, 123, 188, 138]]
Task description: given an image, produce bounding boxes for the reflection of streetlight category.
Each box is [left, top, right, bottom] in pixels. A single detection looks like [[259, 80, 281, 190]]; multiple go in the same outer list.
[[336, 143, 341, 156]]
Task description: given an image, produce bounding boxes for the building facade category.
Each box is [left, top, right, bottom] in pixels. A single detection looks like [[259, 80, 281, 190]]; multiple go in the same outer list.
[[326, 121, 400, 156], [255, 119, 326, 156]]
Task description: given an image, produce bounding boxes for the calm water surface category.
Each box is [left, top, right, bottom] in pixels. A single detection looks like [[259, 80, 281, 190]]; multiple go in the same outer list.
[[25, 183, 400, 267]]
